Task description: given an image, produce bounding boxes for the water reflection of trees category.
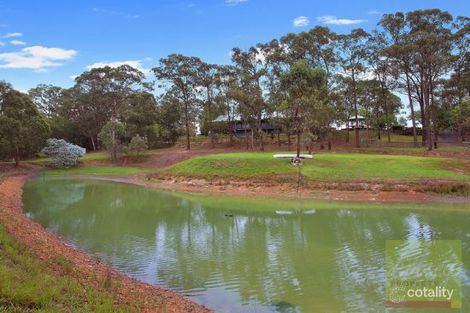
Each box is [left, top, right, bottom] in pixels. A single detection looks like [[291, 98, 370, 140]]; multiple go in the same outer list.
[[23, 179, 470, 312]]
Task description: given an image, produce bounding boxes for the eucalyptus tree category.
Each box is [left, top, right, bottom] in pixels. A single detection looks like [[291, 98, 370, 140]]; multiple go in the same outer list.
[[281, 26, 337, 86], [155, 87, 184, 146], [451, 98, 470, 141], [367, 31, 402, 143], [195, 61, 223, 147], [337, 28, 370, 147], [403, 9, 454, 150], [153, 54, 202, 150], [216, 65, 239, 145], [230, 47, 268, 151], [446, 16, 470, 104], [65, 65, 147, 150], [0, 81, 12, 112], [28, 84, 64, 118], [0, 89, 50, 166], [379, 12, 426, 147], [75, 65, 148, 118], [357, 80, 381, 145], [258, 39, 295, 149], [280, 60, 328, 157], [119, 91, 158, 140]]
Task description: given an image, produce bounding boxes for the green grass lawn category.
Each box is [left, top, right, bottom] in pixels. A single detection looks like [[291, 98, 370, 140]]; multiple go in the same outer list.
[[168, 152, 470, 182], [0, 225, 133, 312], [44, 165, 149, 177]]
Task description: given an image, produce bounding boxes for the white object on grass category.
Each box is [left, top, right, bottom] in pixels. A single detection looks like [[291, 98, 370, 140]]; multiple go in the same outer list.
[[273, 154, 313, 159]]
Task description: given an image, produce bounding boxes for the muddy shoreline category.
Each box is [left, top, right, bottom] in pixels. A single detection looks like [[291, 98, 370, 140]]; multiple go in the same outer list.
[[69, 174, 469, 204], [0, 174, 211, 313]]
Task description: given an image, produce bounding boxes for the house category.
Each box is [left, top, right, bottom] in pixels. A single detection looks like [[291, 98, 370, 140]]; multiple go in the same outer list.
[[213, 114, 280, 136], [334, 116, 368, 130]]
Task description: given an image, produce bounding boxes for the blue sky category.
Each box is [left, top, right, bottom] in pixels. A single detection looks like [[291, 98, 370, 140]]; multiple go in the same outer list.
[[0, 0, 469, 92]]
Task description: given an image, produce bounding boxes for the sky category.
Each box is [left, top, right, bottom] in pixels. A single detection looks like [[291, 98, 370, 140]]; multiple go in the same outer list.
[[0, 0, 469, 92]]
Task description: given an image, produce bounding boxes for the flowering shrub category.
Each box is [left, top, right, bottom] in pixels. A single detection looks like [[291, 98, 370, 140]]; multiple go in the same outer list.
[[42, 138, 86, 168]]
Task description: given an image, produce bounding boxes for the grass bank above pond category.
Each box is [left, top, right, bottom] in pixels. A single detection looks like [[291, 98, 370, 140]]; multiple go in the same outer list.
[[168, 152, 470, 182], [43, 165, 148, 177], [0, 225, 133, 312]]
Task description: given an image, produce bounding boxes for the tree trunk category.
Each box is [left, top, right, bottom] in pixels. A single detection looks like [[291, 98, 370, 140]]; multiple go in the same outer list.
[[250, 129, 254, 150], [245, 126, 249, 150], [112, 127, 116, 162], [277, 131, 281, 147], [207, 90, 214, 149], [354, 127, 360, 148], [257, 117, 264, 151], [14, 146, 19, 167], [431, 82, 438, 150], [406, 74, 418, 147], [423, 82, 433, 151], [352, 71, 360, 148], [90, 136, 96, 151], [184, 101, 190, 150], [287, 132, 292, 151], [387, 127, 391, 143], [296, 129, 301, 158]]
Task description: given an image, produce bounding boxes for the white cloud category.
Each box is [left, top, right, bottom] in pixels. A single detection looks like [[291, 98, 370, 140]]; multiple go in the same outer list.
[[225, 0, 248, 6], [317, 16, 366, 25], [367, 10, 381, 15], [293, 16, 309, 27], [2, 32, 22, 38], [86, 60, 150, 73], [0, 46, 77, 70], [69, 74, 78, 81], [9, 40, 26, 46]]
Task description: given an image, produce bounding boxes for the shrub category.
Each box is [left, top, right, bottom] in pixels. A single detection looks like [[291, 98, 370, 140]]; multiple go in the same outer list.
[[42, 138, 86, 168], [98, 120, 125, 162], [124, 135, 148, 157]]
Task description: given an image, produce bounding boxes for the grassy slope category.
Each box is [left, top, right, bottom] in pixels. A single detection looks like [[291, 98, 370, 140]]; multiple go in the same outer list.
[[0, 225, 133, 313], [168, 152, 470, 182]]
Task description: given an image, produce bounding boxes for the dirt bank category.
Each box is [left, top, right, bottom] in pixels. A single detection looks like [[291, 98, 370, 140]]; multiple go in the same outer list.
[[76, 174, 468, 204], [0, 174, 211, 313]]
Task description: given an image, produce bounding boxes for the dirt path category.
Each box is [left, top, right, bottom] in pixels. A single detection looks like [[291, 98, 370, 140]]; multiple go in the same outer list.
[[0, 174, 211, 313]]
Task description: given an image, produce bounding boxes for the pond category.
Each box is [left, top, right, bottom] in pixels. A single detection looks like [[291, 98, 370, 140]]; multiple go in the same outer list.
[[23, 178, 469, 313]]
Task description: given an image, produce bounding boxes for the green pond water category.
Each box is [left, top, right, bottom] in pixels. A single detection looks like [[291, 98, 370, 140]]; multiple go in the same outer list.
[[22, 178, 470, 313]]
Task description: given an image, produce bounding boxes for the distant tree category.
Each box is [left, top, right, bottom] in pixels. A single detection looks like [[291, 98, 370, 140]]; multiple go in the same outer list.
[[153, 54, 202, 150], [280, 60, 328, 157], [451, 98, 470, 141], [230, 47, 268, 150], [98, 120, 125, 162], [65, 65, 147, 150], [42, 138, 86, 168], [119, 91, 158, 139], [28, 84, 64, 118], [0, 90, 50, 166], [337, 28, 370, 148]]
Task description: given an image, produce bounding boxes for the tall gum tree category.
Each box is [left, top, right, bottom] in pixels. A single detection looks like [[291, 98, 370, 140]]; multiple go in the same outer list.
[[337, 28, 370, 148], [153, 54, 202, 150]]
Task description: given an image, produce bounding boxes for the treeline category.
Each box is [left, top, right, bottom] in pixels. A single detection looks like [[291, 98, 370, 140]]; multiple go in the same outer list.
[[0, 9, 469, 163]]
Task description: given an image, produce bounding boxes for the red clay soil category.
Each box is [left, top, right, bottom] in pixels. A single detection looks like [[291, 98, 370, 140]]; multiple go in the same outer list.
[[97, 175, 469, 203], [0, 174, 211, 313]]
